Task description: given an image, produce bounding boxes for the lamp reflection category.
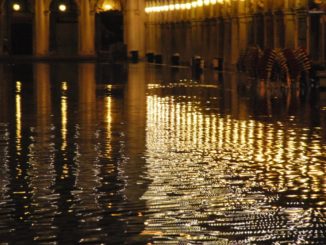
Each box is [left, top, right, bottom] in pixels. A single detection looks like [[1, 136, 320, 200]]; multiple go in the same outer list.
[[142, 80, 326, 242], [16, 81, 22, 154], [104, 95, 112, 156], [61, 81, 68, 151]]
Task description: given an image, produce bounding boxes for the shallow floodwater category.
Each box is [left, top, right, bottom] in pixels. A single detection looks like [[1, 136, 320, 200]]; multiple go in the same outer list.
[[0, 62, 325, 244]]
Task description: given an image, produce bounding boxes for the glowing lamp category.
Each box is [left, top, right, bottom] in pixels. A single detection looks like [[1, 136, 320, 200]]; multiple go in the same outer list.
[[103, 4, 113, 11], [13, 3, 21, 11], [59, 4, 67, 12]]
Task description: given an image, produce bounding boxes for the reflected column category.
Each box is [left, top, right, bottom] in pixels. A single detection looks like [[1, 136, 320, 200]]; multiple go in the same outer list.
[[0, 64, 11, 122], [74, 63, 103, 239], [28, 63, 57, 241], [124, 63, 148, 201], [0, 63, 11, 238]]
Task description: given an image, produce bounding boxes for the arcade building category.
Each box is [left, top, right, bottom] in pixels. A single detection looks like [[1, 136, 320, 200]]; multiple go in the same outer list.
[[0, 0, 325, 69]]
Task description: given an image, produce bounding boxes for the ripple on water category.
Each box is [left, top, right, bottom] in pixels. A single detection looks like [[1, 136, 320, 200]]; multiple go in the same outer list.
[[0, 65, 326, 244]]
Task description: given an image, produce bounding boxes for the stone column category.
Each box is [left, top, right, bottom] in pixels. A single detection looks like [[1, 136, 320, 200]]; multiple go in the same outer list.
[[0, 0, 8, 55], [230, 16, 239, 68], [223, 17, 231, 68], [296, 9, 308, 49], [264, 12, 273, 48], [0, 10, 3, 55], [34, 0, 51, 56], [124, 0, 145, 57], [284, 10, 296, 48], [321, 14, 326, 64], [238, 15, 248, 52], [273, 11, 285, 48], [77, 0, 96, 56]]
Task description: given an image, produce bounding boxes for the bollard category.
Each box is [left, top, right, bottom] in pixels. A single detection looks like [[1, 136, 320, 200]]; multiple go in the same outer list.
[[191, 56, 204, 74], [171, 53, 180, 66], [212, 57, 223, 71], [217, 58, 223, 71], [212, 57, 219, 70], [146, 52, 154, 63], [130, 50, 139, 63], [154, 54, 163, 64]]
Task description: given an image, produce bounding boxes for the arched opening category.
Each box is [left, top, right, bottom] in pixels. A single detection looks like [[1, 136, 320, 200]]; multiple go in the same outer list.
[[97, 10, 123, 50], [3, 0, 33, 55], [96, 0, 125, 60], [50, 0, 78, 55]]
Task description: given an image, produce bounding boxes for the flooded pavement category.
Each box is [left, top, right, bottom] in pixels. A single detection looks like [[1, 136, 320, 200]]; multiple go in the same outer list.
[[0, 62, 325, 244]]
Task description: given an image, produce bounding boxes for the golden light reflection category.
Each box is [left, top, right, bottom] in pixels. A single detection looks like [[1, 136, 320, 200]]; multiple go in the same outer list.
[[61, 81, 68, 151], [145, 0, 219, 13], [16, 81, 22, 154], [105, 95, 112, 156], [143, 84, 326, 241]]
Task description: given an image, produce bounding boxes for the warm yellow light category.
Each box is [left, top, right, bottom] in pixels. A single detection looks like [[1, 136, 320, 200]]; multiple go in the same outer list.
[[13, 3, 21, 11], [16, 81, 22, 154], [58, 4, 67, 12], [146, 0, 222, 14], [103, 4, 113, 10]]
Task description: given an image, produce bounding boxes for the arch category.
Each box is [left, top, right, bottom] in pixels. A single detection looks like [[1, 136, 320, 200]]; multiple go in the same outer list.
[[49, 0, 79, 55], [96, 0, 124, 55], [1, 0, 34, 55]]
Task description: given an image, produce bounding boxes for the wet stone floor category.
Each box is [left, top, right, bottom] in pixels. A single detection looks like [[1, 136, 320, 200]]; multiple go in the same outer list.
[[0, 62, 325, 244]]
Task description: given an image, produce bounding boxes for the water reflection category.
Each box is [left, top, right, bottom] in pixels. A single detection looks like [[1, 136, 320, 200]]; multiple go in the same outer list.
[[28, 63, 57, 242], [143, 69, 326, 243], [0, 63, 325, 244]]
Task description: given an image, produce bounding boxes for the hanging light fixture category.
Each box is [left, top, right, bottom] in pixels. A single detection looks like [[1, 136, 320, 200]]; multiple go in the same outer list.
[[12, 3, 21, 11], [58, 4, 67, 12], [97, 0, 121, 12], [103, 3, 113, 11]]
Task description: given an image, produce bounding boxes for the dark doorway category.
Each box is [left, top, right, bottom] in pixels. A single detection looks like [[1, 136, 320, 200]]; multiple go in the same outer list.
[[97, 10, 123, 50], [309, 14, 321, 62], [97, 10, 125, 61], [3, 0, 33, 55], [11, 23, 33, 55], [50, 0, 78, 55]]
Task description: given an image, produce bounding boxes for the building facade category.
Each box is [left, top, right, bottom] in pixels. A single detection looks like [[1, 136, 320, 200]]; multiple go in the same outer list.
[[0, 0, 325, 69], [144, 0, 326, 68]]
